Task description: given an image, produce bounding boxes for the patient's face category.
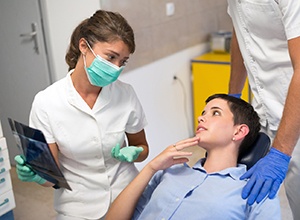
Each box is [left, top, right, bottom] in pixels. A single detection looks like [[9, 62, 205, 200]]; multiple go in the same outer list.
[[196, 98, 236, 149]]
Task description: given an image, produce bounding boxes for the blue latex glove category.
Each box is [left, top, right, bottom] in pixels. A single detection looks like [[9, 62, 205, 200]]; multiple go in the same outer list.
[[240, 147, 291, 205], [111, 143, 144, 162], [14, 155, 46, 185], [228, 93, 242, 99]]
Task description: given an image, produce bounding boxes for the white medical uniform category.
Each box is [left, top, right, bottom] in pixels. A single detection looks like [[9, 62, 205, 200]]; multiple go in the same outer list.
[[227, 1, 300, 219], [29, 70, 147, 219]]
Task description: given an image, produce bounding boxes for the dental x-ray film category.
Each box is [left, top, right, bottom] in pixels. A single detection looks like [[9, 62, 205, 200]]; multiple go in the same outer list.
[[8, 118, 71, 190]]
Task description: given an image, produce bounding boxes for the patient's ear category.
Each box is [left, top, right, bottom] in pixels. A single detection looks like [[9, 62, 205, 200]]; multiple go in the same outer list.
[[233, 124, 249, 141]]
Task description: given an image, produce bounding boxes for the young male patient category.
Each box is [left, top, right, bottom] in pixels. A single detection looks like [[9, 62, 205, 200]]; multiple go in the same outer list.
[[105, 94, 281, 220]]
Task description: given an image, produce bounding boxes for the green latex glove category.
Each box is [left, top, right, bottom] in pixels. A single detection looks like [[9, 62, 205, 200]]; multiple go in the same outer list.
[[14, 155, 46, 185], [111, 143, 144, 162]]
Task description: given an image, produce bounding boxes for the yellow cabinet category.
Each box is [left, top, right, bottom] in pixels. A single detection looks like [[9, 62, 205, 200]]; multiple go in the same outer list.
[[191, 52, 250, 130]]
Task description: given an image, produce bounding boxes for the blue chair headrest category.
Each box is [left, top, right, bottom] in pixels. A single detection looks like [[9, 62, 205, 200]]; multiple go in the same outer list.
[[204, 132, 271, 170], [238, 132, 271, 170]]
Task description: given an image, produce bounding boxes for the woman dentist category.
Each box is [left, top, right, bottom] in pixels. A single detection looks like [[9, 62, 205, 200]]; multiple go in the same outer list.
[[14, 9, 149, 220]]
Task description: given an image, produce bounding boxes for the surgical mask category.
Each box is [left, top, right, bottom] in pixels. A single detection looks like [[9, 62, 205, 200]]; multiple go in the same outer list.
[[83, 41, 124, 87]]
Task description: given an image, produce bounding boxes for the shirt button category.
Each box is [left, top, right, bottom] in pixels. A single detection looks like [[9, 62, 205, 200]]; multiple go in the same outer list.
[[175, 198, 180, 202], [161, 218, 166, 220], [260, 84, 264, 89]]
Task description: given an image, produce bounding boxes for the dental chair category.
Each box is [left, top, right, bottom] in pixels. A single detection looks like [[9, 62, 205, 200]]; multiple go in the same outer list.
[[238, 132, 271, 170]]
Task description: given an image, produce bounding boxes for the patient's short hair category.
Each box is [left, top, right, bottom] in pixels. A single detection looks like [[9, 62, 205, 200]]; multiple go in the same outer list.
[[205, 94, 261, 158]]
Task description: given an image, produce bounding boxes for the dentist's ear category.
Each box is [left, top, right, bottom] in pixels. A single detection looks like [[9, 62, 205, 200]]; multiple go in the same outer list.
[[79, 38, 88, 55], [233, 124, 249, 141]]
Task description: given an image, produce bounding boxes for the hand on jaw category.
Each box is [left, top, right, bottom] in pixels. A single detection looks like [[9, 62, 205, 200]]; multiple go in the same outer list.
[[146, 136, 200, 173]]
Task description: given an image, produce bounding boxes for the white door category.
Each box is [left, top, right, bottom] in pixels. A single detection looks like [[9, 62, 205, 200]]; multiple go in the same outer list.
[[0, 0, 52, 164]]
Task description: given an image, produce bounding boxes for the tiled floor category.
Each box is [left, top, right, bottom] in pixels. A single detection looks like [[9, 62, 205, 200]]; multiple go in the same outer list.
[[9, 167, 56, 220], [9, 163, 293, 220]]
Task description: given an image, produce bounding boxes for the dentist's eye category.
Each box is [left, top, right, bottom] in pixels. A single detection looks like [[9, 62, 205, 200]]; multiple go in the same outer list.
[[121, 60, 128, 66], [107, 54, 116, 61]]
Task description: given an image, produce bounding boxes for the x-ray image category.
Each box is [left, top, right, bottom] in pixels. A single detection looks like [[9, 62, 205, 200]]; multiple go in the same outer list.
[[8, 118, 71, 190]]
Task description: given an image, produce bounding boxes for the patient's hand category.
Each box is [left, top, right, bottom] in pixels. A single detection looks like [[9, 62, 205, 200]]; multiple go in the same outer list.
[[148, 136, 199, 172]]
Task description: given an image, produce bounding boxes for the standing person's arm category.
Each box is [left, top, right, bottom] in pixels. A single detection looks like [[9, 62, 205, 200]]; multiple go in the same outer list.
[[229, 28, 248, 96], [14, 142, 59, 188], [273, 36, 300, 155], [111, 130, 148, 163], [240, 36, 300, 205], [126, 129, 149, 162], [105, 137, 199, 220]]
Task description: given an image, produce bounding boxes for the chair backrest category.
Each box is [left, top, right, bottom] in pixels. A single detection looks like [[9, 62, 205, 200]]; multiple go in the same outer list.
[[238, 132, 271, 170]]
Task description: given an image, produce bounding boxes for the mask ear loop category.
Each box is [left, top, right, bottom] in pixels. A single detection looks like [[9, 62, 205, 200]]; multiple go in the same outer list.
[[82, 53, 87, 67], [84, 39, 97, 57], [84, 39, 124, 70], [83, 39, 123, 71], [80, 43, 87, 67]]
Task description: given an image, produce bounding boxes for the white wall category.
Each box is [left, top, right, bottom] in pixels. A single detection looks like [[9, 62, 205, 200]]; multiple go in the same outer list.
[[40, 0, 101, 81], [120, 43, 210, 169]]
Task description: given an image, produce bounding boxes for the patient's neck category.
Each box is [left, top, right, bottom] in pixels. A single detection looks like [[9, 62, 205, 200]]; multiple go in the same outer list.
[[203, 148, 238, 173]]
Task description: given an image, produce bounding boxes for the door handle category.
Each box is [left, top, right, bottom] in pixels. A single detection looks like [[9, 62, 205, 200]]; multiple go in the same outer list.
[[20, 22, 39, 54]]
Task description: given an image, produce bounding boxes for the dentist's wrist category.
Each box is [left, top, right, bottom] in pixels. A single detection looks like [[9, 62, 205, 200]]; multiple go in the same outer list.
[[228, 93, 241, 99]]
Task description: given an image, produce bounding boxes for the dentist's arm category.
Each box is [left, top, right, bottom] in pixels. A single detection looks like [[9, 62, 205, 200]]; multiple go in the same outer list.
[[126, 129, 149, 162], [240, 36, 300, 205], [111, 130, 149, 163], [229, 28, 248, 96], [274, 36, 300, 156], [15, 142, 59, 188], [106, 137, 199, 220]]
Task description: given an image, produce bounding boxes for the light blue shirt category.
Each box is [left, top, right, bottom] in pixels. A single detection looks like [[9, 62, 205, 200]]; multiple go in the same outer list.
[[133, 159, 281, 220]]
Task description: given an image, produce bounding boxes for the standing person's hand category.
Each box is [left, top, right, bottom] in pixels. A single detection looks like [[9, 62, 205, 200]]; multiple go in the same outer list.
[[14, 155, 46, 184], [111, 144, 144, 162], [240, 147, 291, 205], [228, 93, 242, 99]]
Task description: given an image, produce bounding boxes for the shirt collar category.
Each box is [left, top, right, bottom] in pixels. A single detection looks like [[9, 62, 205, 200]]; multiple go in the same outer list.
[[192, 158, 247, 180], [66, 70, 112, 114]]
